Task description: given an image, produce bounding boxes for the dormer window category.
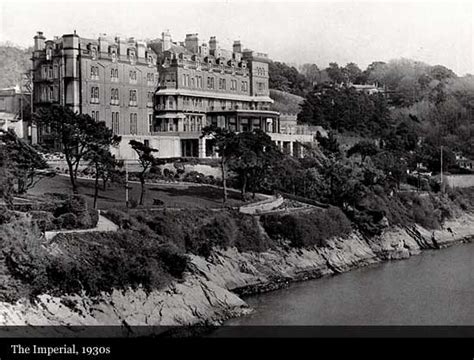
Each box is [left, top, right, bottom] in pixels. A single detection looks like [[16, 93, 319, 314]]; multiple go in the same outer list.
[[128, 49, 136, 64], [147, 54, 154, 66], [91, 47, 97, 60], [110, 47, 117, 63]]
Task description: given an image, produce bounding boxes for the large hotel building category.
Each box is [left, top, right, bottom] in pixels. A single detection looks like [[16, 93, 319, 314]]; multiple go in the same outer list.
[[32, 30, 313, 159]]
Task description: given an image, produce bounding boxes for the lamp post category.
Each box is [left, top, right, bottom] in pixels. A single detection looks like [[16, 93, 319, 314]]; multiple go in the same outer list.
[[125, 160, 129, 208], [440, 145, 443, 193]]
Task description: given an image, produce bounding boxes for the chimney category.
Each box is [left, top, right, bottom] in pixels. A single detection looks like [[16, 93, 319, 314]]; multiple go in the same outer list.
[[162, 30, 171, 51], [185, 33, 199, 53], [233, 40, 242, 53], [116, 36, 127, 57], [209, 36, 218, 51], [34, 31, 46, 51], [136, 40, 146, 59], [99, 33, 109, 53]]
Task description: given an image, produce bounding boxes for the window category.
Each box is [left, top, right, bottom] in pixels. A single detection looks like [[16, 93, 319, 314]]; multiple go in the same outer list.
[[228, 118, 236, 132], [129, 49, 136, 64], [252, 118, 261, 129], [240, 118, 249, 132], [111, 68, 119, 82], [147, 92, 154, 107], [91, 66, 99, 80], [167, 96, 174, 109], [111, 112, 120, 134], [196, 76, 203, 88], [197, 117, 202, 131], [147, 73, 155, 86], [148, 114, 154, 133], [110, 88, 119, 105], [258, 82, 265, 91], [53, 65, 58, 79], [241, 81, 248, 92], [49, 87, 54, 101], [46, 48, 52, 61], [230, 79, 237, 91], [207, 76, 215, 89], [90, 86, 99, 104], [144, 139, 150, 148], [129, 90, 137, 106], [219, 78, 226, 90], [147, 54, 154, 66], [48, 67, 53, 79], [129, 70, 137, 83], [130, 113, 138, 135]]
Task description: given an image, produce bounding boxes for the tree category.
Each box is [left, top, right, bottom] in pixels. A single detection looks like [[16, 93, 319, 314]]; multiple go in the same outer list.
[[326, 62, 345, 84], [298, 84, 391, 138], [229, 130, 280, 199], [86, 145, 122, 209], [1, 129, 51, 194], [343, 62, 363, 84], [34, 105, 120, 193], [269, 61, 312, 96], [347, 141, 379, 163], [300, 63, 321, 85], [201, 126, 239, 203], [0, 143, 14, 205], [129, 140, 158, 206]]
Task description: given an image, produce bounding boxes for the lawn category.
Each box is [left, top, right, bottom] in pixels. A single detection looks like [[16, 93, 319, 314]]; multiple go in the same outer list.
[[27, 175, 249, 210]]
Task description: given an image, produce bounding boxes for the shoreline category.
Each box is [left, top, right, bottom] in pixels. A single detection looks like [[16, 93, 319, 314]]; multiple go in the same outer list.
[[0, 213, 472, 334]]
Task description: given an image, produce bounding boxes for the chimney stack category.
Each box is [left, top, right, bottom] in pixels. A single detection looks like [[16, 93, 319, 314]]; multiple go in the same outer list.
[[34, 31, 46, 51], [162, 30, 171, 51], [209, 36, 218, 51], [233, 40, 242, 53]]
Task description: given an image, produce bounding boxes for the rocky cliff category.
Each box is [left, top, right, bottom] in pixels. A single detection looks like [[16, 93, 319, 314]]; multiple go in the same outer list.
[[0, 213, 472, 333]]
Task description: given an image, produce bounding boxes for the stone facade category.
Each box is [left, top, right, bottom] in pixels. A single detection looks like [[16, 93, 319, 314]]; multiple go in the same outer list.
[[146, 31, 312, 158], [32, 31, 158, 150], [32, 30, 313, 159]]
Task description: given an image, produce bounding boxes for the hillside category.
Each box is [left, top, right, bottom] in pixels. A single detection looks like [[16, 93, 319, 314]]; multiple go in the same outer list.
[[0, 43, 31, 89], [270, 89, 304, 114]]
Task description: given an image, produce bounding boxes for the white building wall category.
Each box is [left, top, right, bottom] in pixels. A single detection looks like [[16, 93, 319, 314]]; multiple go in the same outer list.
[[111, 135, 182, 160]]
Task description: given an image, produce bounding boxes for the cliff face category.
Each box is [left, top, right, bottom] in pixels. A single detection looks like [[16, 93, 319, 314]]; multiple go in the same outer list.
[[0, 214, 472, 331]]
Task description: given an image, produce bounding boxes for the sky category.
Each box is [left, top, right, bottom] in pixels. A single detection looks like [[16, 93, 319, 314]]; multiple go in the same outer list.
[[1, 0, 473, 75]]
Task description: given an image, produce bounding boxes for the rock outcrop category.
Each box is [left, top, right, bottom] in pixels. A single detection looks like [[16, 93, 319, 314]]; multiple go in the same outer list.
[[0, 214, 472, 331]]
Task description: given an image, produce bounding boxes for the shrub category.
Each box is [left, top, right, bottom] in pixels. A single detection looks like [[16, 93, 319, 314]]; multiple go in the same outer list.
[[157, 243, 189, 277], [54, 212, 77, 230], [0, 219, 50, 299], [45, 231, 187, 296], [88, 209, 99, 228], [0, 206, 19, 225], [29, 211, 55, 231], [261, 208, 352, 248]]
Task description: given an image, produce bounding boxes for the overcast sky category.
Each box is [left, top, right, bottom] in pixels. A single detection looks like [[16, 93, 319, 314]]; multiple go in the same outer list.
[[1, 0, 473, 75]]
